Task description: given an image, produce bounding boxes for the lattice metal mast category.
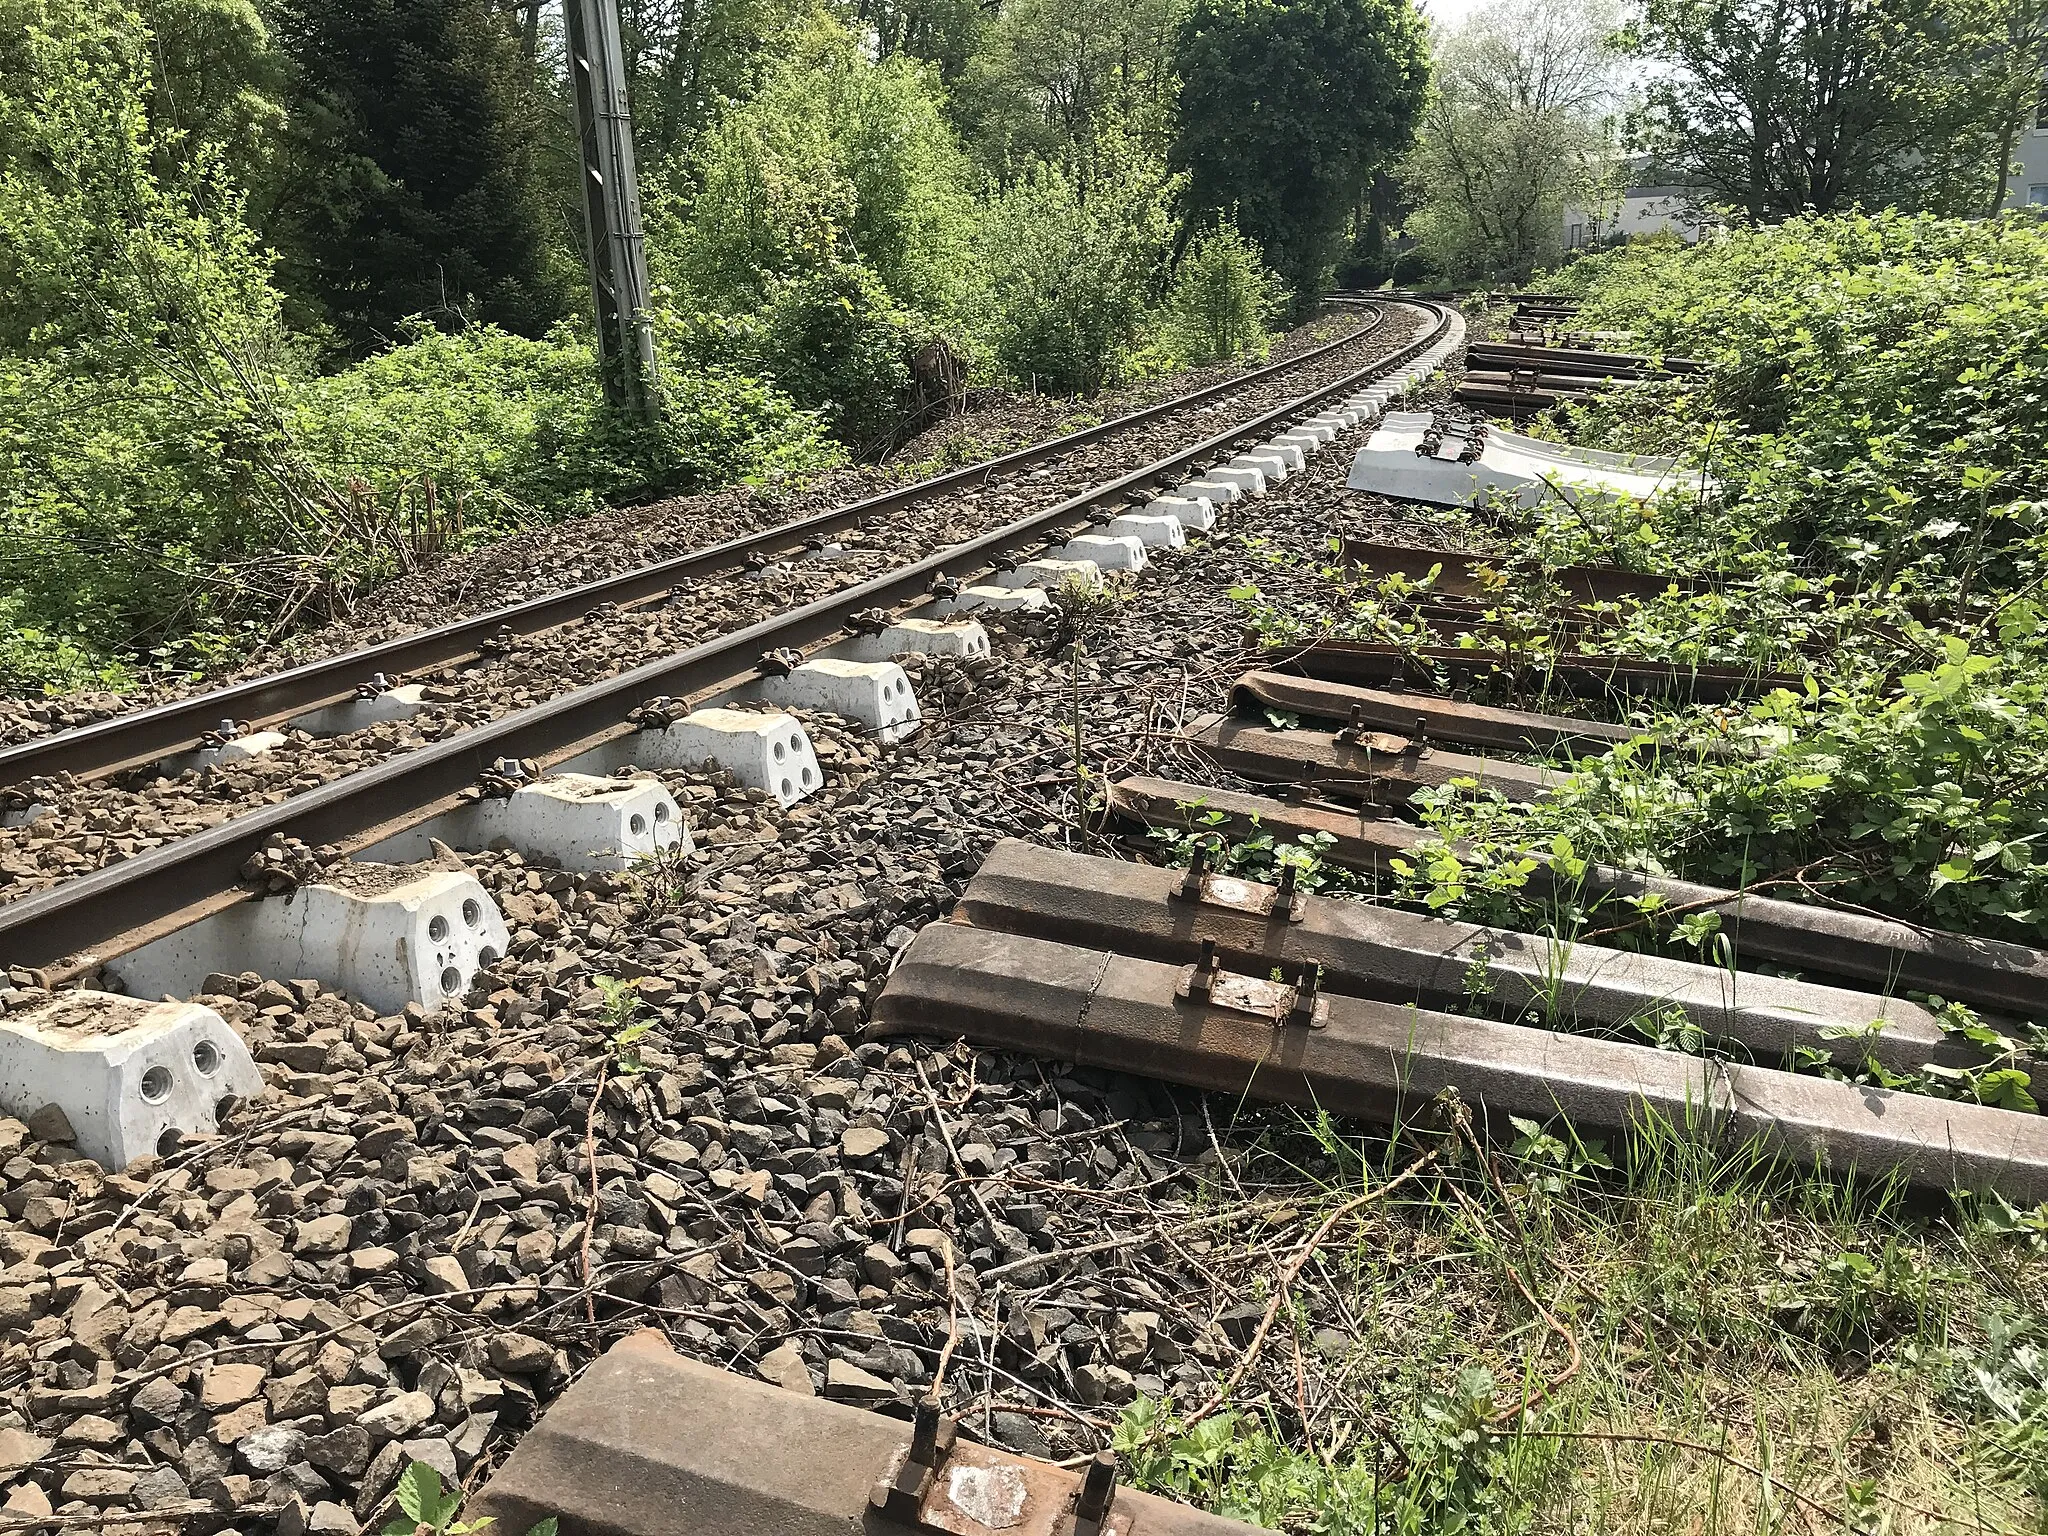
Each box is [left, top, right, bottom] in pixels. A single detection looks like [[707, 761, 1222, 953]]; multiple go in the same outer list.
[[564, 0, 659, 421]]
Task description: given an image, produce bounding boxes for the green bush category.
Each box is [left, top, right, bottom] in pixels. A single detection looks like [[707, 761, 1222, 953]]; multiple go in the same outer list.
[[1160, 220, 1286, 364], [978, 133, 1180, 394], [758, 262, 914, 451]]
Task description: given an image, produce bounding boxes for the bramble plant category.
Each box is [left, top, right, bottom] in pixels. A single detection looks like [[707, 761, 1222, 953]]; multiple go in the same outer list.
[[382, 1460, 556, 1536]]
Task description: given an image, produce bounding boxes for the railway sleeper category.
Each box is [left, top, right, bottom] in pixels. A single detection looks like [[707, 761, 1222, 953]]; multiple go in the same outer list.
[[1183, 711, 1559, 805], [952, 839, 1969, 1075], [1258, 636, 1806, 703], [1340, 535, 1704, 603], [874, 920, 2048, 1202], [1231, 668, 1644, 757], [1109, 774, 2048, 1019], [469, 1330, 1260, 1536]]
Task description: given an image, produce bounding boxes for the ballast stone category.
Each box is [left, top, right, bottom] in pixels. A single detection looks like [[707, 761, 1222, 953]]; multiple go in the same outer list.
[[105, 869, 511, 1016], [756, 659, 921, 745], [639, 707, 822, 807], [841, 618, 990, 662], [467, 773, 689, 872], [0, 992, 262, 1169], [1100, 512, 1187, 550]]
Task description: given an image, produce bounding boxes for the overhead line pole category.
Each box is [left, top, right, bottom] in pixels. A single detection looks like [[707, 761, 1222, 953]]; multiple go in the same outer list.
[[564, 0, 659, 423]]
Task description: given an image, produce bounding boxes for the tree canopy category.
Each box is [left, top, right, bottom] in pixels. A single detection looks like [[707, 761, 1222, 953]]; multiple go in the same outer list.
[[1171, 0, 1429, 304]]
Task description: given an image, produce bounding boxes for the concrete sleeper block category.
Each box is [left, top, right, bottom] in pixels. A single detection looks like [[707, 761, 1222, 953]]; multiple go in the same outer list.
[[0, 992, 263, 1168], [292, 683, 430, 737], [1207, 465, 1267, 498], [467, 773, 690, 872], [1179, 478, 1242, 507], [948, 586, 1049, 614], [1231, 453, 1290, 485], [755, 659, 922, 745], [105, 870, 514, 1017], [997, 558, 1102, 592], [1061, 533, 1147, 572], [1257, 441, 1308, 470], [1101, 512, 1187, 550], [171, 731, 288, 775], [638, 707, 822, 806], [841, 619, 990, 661], [1144, 495, 1215, 532]]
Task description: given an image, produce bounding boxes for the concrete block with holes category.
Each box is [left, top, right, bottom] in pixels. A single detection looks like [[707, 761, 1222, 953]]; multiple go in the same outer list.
[[840, 618, 991, 662], [465, 772, 689, 873], [0, 992, 262, 1168], [1313, 409, 1359, 430], [105, 869, 512, 1017], [1144, 495, 1215, 533], [1256, 440, 1308, 470], [1272, 433, 1326, 459], [637, 707, 823, 807], [995, 558, 1101, 593], [1287, 420, 1339, 444], [754, 659, 922, 745], [1060, 533, 1147, 572], [1100, 512, 1186, 550]]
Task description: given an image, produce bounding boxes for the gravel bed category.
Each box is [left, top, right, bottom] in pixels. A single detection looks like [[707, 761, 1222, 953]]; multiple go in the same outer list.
[[0, 310, 1433, 908], [0, 311, 1399, 750], [0, 390, 1490, 1535]]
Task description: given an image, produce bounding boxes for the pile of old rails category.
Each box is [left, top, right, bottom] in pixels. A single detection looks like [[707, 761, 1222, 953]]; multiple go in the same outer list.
[[0, 309, 1391, 788], [878, 841, 2048, 1200], [1457, 338, 1703, 419]]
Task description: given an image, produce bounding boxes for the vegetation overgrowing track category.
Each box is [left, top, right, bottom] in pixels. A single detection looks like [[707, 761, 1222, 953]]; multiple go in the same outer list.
[[4, 293, 2047, 1535], [0, 301, 1445, 973]]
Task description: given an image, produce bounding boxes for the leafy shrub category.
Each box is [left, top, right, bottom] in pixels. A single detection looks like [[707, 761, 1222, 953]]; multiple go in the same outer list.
[[979, 133, 1180, 394], [1159, 220, 1285, 364], [757, 262, 914, 451]]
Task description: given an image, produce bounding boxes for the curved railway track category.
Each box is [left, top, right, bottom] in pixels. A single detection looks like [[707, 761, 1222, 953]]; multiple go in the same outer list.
[[0, 299, 1450, 974]]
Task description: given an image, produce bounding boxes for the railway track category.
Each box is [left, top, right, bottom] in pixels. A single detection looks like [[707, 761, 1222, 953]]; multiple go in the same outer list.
[[4, 293, 2045, 1535]]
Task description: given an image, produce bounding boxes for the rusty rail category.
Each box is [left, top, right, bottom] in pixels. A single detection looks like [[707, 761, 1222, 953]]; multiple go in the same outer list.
[[1183, 712, 1558, 805], [471, 1331, 1258, 1536], [1231, 670, 1644, 757], [875, 920, 2048, 1200], [1107, 774, 2048, 1018]]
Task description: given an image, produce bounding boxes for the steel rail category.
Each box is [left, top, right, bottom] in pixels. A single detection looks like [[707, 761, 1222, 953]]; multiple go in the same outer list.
[[0, 302, 1451, 975], [0, 308, 1388, 788]]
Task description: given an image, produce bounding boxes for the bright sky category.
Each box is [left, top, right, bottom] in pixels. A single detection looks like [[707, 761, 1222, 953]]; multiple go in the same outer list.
[[1417, 0, 1487, 28]]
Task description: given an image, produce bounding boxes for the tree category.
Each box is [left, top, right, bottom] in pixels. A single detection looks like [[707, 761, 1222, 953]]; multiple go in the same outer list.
[[1971, 0, 2048, 211], [1402, 0, 1619, 281], [1171, 0, 1429, 308], [263, 0, 575, 351], [618, 0, 813, 169], [1624, 0, 2006, 217], [951, 0, 1185, 182]]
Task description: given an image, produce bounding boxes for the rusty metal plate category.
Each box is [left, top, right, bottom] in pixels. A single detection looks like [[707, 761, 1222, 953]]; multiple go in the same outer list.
[[890, 1441, 1132, 1536]]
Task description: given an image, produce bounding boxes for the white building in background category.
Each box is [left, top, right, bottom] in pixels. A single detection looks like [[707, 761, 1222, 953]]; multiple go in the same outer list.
[[2005, 102, 2048, 208], [1563, 159, 1705, 251]]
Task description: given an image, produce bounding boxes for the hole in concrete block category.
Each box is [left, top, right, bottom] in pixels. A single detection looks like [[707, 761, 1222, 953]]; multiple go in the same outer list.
[[780, 777, 794, 800], [478, 946, 501, 967], [654, 802, 672, 822], [141, 1065, 173, 1104], [428, 915, 450, 942], [440, 966, 463, 996], [157, 1126, 182, 1158], [773, 741, 786, 761], [790, 733, 804, 754], [462, 899, 483, 929], [193, 1039, 221, 1077], [801, 767, 815, 788], [214, 1094, 239, 1125], [629, 814, 648, 836]]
